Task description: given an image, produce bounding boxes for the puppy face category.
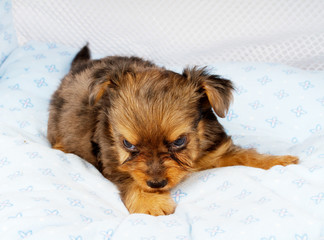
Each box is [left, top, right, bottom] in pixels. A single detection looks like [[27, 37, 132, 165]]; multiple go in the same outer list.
[[93, 66, 233, 192]]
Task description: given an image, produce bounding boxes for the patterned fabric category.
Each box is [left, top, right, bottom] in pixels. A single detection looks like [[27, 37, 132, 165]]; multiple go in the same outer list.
[[0, 42, 323, 239], [0, 0, 17, 66]]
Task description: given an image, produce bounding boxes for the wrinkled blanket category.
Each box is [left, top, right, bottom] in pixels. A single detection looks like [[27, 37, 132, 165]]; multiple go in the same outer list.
[[0, 42, 323, 240]]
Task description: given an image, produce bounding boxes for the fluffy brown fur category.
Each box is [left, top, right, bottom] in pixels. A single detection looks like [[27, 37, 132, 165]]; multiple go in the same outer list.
[[47, 45, 298, 216]]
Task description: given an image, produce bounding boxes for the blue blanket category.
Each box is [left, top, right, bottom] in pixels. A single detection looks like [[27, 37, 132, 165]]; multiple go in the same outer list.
[[0, 41, 323, 240]]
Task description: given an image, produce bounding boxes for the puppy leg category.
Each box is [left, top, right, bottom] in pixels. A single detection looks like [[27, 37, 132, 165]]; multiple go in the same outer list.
[[196, 139, 298, 170], [216, 148, 298, 170], [122, 182, 175, 216]]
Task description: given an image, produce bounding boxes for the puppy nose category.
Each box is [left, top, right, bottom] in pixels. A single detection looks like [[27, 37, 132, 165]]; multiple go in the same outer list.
[[146, 179, 168, 189]]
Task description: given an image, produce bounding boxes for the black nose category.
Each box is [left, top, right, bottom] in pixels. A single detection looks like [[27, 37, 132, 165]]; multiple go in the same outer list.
[[146, 179, 168, 189]]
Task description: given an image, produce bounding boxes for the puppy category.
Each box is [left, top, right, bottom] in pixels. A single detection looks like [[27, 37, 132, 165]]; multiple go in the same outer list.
[[47, 45, 298, 216]]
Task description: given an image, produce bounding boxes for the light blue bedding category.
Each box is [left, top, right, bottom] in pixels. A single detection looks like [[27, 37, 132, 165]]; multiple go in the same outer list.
[[0, 0, 17, 65], [0, 41, 323, 239]]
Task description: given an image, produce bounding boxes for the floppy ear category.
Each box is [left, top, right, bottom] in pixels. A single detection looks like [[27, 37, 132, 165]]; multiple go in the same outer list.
[[88, 60, 143, 106], [183, 67, 234, 118], [88, 79, 112, 106], [88, 68, 119, 106]]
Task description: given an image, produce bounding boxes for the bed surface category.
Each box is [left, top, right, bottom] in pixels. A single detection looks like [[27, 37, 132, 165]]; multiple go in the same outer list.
[[0, 42, 323, 239]]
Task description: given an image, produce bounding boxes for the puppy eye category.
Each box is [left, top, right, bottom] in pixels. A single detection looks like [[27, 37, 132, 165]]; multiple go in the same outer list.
[[123, 139, 137, 151], [171, 136, 187, 148]]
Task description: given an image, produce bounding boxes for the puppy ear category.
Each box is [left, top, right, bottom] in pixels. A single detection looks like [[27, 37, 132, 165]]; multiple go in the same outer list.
[[88, 68, 119, 106], [88, 77, 112, 106], [183, 67, 234, 118]]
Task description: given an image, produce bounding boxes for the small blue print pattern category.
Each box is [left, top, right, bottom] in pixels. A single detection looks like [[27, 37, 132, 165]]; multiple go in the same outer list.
[[0, 42, 323, 239], [0, 0, 18, 66]]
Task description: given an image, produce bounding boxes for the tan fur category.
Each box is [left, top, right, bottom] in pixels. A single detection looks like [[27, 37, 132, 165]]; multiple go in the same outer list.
[[94, 80, 112, 105], [194, 138, 298, 170], [124, 182, 175, 216], [47, 46, 298, 216], [52, 141, 66, 152]]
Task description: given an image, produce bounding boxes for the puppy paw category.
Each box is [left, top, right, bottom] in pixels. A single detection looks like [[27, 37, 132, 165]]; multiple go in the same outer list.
[[129, 195, 175, 216], [275, 155, 299, 166], [124, 185, 175, 216]]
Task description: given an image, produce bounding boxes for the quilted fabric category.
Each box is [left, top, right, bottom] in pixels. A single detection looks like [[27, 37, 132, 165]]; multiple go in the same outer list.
[[0, 0, 17, 65], [0, 42, 323, 239], [12, 0, 324, 71]]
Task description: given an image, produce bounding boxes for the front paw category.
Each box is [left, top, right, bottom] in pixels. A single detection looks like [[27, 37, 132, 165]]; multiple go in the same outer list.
[[129, 193, 175, 216], [276, 155, 299, 166], [123, 185, 175, 216]]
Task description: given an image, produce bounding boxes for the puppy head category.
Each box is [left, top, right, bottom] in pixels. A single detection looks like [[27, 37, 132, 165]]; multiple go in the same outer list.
[[92, 64, 233, 192]]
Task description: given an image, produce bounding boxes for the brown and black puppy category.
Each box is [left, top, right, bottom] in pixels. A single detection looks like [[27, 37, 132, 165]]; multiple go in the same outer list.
[[47, 45, 298, 216]]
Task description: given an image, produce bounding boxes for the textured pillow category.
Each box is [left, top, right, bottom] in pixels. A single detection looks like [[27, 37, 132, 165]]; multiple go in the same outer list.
[[0, 0, 17, 66]]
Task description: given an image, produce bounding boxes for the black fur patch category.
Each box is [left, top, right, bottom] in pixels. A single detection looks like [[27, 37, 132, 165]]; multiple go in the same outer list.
[[92, 67, 109, 80], [50, 94, 65, 109], [91, 140, 100, 158], [70, 44, 91, 75], [72, 45, 90, 65]]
